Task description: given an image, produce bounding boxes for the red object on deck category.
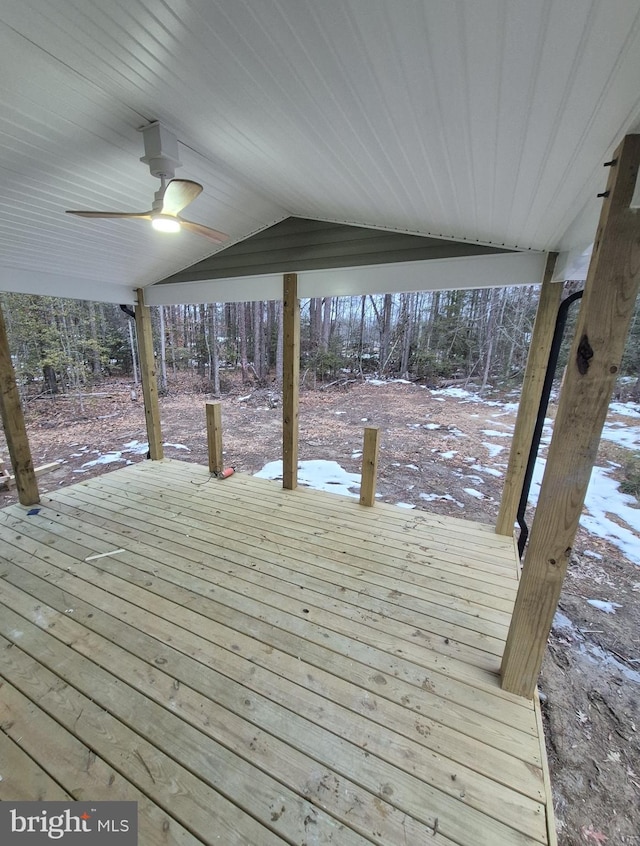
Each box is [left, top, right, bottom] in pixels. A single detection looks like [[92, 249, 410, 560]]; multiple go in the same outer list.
[[219, 467, 235, 479]]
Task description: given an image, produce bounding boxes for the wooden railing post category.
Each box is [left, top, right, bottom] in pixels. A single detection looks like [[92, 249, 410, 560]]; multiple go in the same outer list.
[[501, 134, 640, 698], [135, 289, 163, 460], [360, 426, 380, 507], [206, 401, 224, 475], [282, 273, 300, 490], [0, 303, 39, 505], [496, 255, 560, 536]]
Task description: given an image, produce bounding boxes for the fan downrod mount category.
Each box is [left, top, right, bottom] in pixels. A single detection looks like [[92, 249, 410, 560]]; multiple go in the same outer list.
[[139, 121, 182, 180]]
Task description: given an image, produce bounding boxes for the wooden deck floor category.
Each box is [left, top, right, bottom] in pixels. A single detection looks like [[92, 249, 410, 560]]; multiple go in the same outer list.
[[0, 459, 554, 845]]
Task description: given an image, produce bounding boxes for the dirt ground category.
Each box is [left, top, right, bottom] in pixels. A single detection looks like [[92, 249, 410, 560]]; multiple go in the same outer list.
[[1, 374, 638, 845]]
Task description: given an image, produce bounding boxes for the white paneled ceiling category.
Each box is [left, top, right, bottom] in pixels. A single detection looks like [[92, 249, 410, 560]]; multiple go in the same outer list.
[[1, 0, 639, 303]]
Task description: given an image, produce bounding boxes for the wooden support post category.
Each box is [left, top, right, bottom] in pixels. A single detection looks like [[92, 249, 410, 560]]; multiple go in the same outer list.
[[496, 254, 560, 536], [360, 427, 380, 507], [135, 289, 163, 460], [0, 304, 40, 505], [206, 401, 223, 475], [282, 273, 300, 490], [501, 134, 640, 698]]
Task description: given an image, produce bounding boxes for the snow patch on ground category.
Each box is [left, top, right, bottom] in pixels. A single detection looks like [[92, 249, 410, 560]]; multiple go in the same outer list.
[[600, 423, 640, 450], [420, 492, 464, 508], [471, 463, 503, 478], [482, 442, 505, 458], [396, 502, 416, 509], [587, 599, 622, 614], [584, 550, 603, 560], [579, 643, 640, 685], [439, 450, 457, 460], [430, 387, 482, 401], [540, 421, 554, 446], [74, 439, 191, 472], [553, 611, 576, 632], [492, 402, 520, 415], [464, 488, 484, 499], [255, 459, 361, 498], [77, 451, 124, 470], [481, 429, 512, 438], [530, 459, 640, 566], [609, 401, 640, 419], [553, 608, 640, 684]]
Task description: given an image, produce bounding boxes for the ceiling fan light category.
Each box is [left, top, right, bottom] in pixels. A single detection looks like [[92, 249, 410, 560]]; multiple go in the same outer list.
[[151, 214, 181, 233]]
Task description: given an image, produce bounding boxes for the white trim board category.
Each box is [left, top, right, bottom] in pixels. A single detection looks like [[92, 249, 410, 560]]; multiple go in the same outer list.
[[0, 267, 135, 305], [144, 251, 548, 306]]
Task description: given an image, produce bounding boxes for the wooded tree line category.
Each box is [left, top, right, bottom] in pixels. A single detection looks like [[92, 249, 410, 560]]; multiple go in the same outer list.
[[2, 286, 639, 397]]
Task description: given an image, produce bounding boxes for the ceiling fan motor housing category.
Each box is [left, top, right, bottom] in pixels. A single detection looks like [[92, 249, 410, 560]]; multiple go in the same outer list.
[[139, 121, 182, 180]]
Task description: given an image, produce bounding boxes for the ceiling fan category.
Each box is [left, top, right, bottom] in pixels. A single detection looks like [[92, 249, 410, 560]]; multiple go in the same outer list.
[[66, 121, 229, 244]]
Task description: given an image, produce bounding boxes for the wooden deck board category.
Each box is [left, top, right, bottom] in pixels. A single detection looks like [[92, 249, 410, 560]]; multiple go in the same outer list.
[[0, 506, 537, 731], [0, 459, 554, 846], [0, 680, 203, 846], [0, 502, 509, 666], [56, 476, 519, 606], [0, 729, 71, 801]]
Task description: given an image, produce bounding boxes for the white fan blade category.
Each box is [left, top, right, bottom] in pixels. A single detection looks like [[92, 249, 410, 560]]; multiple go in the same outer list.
[[179, 218, 229, 243], [162, 180, 203, 215], [66, 210, 152, 219]]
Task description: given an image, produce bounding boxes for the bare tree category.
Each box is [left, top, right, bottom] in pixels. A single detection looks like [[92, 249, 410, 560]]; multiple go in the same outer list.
[[158, 305, 168, 393], [320, 296, 332, 352], [275, 301, 284, 389], [239, 302, 249, 382], [210, 304, 220, 397]]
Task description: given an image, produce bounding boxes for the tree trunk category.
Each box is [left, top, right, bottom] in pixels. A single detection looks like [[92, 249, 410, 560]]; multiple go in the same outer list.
[[399, 293, 414, 377], [43, 363, 58, 395], [239, 302, 249, 382], [425, 291, 440, 353], [357, 295, 366, 377], [253, 300, 265, 381], [89, 302, 102, 380], [480, 289, 498, 392], [197, 304, 207, 377], [309, 298, 322, 351], [169, 305, 177, 374], [158, 306, 168, 393], [128, 319, 139, 386], [275, 301, 284, 390], [320, 297, 332, 352], [210, 304, 220, 397], [379, 294, 393, 374]]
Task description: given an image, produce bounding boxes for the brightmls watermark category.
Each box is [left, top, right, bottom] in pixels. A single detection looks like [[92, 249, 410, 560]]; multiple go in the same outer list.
[[0, 803, 137, 844]]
